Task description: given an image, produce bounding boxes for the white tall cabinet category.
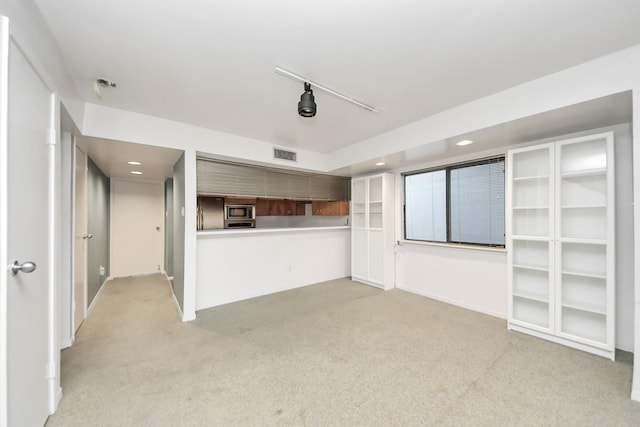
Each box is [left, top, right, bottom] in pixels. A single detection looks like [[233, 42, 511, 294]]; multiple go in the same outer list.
[[507, 132, 615, 360], [351, 173, 395, 290]]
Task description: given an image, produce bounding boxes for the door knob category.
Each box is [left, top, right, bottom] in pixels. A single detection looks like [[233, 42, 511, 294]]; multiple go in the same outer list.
[[82, 234, 93, 239], [10, 261, 36, 275]]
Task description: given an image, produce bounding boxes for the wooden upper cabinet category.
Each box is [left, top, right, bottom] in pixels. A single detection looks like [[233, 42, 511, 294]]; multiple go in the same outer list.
[[255, 198, 349, 216], [255, 198, 270, 216], [255, 199, 302, 216], [224, 196, 257, 205], [312, 200, 349, 216]]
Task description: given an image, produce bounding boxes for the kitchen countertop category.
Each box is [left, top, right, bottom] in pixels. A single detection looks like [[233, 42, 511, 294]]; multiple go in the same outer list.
[[197, 225, 350, 237]]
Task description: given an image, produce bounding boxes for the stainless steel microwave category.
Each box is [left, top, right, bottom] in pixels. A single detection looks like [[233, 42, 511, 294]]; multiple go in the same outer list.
[[224, 204, 255, 228]]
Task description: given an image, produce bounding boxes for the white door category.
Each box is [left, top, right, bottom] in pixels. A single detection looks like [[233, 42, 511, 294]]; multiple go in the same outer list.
[[110, 179, 165, 277], [73, 146, 87, 333], [0, 18, 54, 427]]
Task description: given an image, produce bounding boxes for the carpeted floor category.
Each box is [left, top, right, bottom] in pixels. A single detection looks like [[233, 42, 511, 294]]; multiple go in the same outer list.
[[46, 274, 640, 426]]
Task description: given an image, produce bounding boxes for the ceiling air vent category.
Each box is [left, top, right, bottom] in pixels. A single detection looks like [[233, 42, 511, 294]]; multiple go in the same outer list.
[[273, 148, 297, 162]]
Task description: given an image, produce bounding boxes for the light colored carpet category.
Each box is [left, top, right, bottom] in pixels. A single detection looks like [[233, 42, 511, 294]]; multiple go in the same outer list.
[[47, 274, 640, 426]]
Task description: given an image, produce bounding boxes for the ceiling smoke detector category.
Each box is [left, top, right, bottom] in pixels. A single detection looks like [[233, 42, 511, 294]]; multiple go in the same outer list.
[[96, 78, 116, 88]]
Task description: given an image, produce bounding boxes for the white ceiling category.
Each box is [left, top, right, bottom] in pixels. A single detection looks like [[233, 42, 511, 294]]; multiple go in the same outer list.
[[75, 136, 183, 182], [34, 0, 640, 178]]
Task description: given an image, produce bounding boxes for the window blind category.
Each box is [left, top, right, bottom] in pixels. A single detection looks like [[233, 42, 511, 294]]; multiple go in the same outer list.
[[196, 158, 350, 200]]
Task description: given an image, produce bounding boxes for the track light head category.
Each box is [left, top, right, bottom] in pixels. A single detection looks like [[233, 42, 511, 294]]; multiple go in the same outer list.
[[298, 82, 316, 118]]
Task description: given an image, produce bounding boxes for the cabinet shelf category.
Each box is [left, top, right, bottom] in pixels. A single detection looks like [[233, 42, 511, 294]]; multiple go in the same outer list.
[[513, 175, 549, 182], [561, 168, 606, 179], [513, 264, 548, 273], [560, 307, 607, 344], [512, 206, 549, 210], [561, 302, 606, 316], [512, 297, 549, 329], [513, 291, 548, 304], [511, 235, 551, 241], [559, 237, 606, 245], [561, 204, 606, 209], [560, 269, 606, 280]]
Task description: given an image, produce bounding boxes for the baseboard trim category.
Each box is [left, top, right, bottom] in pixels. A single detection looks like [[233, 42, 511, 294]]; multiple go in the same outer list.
[[55, 387, 62, 409], [396, 283, 507, 320], [162, 272, 183, 320], [60, 335, 72, 350], [87, 277, 110, 316]]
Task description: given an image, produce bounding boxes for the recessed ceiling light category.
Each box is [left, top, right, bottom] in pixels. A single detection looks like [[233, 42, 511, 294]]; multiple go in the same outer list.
[[456, 139, 474, 146], [130, 171, 143, 175], [375, 162, 386, 166], [127, 161, 142, 166]]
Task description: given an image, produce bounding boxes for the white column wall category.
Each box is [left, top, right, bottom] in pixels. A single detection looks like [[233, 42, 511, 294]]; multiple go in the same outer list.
[[631, 89, 640, 402]]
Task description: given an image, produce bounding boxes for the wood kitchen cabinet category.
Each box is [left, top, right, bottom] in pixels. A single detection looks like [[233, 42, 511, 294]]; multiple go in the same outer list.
[[256, 198, 349, 216], [311, 200, 349, 216], [224, 196, 257, 205], [255, 198, 301, 216]]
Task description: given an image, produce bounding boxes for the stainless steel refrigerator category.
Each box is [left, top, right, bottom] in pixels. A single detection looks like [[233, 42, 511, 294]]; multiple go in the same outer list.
[[196, 196, 224, 230]]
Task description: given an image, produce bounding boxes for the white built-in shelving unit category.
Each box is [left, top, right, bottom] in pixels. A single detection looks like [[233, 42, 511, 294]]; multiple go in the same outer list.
[[351, 173, 395, 290], [507, 132, 615, 359]]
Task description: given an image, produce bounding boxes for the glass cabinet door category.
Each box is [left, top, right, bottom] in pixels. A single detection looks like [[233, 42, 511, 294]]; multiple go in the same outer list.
[[352, 179, 367, 227], [509, 143, 554, 332], [368, 176, 383, 229], [556, 134, 611, 347]]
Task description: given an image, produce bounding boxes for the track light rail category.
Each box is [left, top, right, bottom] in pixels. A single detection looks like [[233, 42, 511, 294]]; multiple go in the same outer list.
[[274, 66, 381, 113]]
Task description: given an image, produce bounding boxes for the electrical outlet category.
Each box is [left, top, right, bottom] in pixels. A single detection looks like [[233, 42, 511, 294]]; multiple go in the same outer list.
[[99, 265, 105, 276]]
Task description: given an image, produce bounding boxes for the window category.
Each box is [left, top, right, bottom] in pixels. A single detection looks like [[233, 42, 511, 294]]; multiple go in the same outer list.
[[403, 157, 505, 247]]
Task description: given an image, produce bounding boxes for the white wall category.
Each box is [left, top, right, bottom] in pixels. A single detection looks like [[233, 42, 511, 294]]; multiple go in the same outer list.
[[632, 89, 640, 402], [110, 179, 165, 277], [393, 124, 635, 351], [80, 103, 329, 173], [196, 228, 350, 310], [396, 244, 507, 318]]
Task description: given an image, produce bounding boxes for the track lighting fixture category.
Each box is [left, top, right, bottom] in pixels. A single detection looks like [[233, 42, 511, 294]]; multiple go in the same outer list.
[[275, 66, 381, 113], [298, 82, 316, 118]]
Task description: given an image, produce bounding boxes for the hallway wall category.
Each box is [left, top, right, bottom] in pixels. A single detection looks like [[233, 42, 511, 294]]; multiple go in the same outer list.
[[172, 154, 186, 311], [87, 157, 110, 306], [164, 178, 174, 278]]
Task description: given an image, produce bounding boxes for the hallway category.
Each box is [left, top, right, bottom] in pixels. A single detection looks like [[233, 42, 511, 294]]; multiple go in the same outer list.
[[48, 274, 183, 426]]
